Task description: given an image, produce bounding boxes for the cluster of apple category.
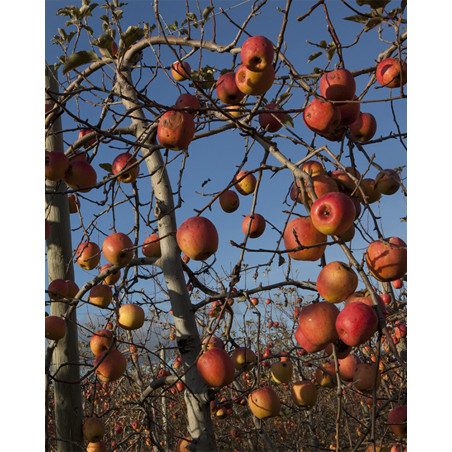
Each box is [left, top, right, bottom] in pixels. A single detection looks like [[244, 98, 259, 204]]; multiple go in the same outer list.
[[303, 56, 407, 143]]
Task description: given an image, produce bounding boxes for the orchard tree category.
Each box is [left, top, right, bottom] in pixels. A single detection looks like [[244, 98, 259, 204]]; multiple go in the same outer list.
[[45, 1, 407, 451]]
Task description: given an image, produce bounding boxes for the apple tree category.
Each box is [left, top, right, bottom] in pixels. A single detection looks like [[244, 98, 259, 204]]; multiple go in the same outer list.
[[45, 0, 407, 451]]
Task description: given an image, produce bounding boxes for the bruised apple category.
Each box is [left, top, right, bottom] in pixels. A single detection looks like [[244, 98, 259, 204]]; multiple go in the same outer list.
[[216, 72, 245, 105], [235, 63, 275, 96], [176, 216, 219, 261], [112, 152, 139, 183], [283, 216, 326, 261], [303, 98, 341, 136], [157, 111, 195, 150], [240, 35, 274, 72]]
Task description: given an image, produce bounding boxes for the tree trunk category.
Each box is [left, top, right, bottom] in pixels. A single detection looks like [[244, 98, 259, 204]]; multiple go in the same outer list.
[[45, 66, 84, 452], [115, 65, 217, 452]]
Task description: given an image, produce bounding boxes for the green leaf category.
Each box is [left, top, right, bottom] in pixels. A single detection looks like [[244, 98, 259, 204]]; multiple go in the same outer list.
[[119, 26, 145, 51], [343, 14, 369, 24], [99, 163, 113, 173], [62, 51, 100, 74], [284, 114, 294, 128], [356, 0, 391, 8], [364, 16, 383, 31], [319, 40, 327, 49], [307, 51, 322, 63], [186, 12, 197, 21], [276, 92, 291, 104], [326, 44, 336, 61], [203, 6, 214, 19]]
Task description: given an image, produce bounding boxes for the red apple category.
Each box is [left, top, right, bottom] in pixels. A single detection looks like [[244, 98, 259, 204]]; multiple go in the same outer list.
[[174, 93, 201, 114], [47, 279, 69, 300], [234, 171, 257, 195], [301, 160, 326, 177], [283, 216, 327, 261], [65, 280, 79, 299], [291, 381, 317, 408], [338, 354, 361, 381], [89, 284, 113, 308], [365, 237, 407, 282], [235, 63, 275, 96], [248, 386, 281, 419], [64, 160, 97, 193], [242, 213, 266, 238], [45, 315, 66, 341], [316, 261, 358, 303], [319, 68, 356, 102], [349, 112, 377, 142], [82, 417, 105, 442], [102, 232, 134, 267], [94, 348, 127, 382], [45, 151, 70, 181], [303, 98, 341, 136], [197, 348, 235, 388], [118, 304, 145, 330], [171, 61, 191, 81], [112, 152, 139, 183], [219, 190, 240, 213], [375, 169, 401, 195], [90, 329, 114, 356], [336, 301, 378, 346], [357, 178, 381, 204], [310, 192, 356, 236], [330, 166, 361, 195], [216, 72, 245, 105], [100, 263, 121, 286], [176, 216, 219, 261], [297, 302, 340, 346], [230, 347, 257, 370], [259, 103, 286, 133], [202, 335, 225, 351], [78, 129, 97, 148], [142, 233, 161, 258], [337, 95, 360, 126], [387, 405, 407, 438], [295, 325, 326, 354], [76, 241, 101, 270], [376, 58, 407, 88], [157, 110, 195, 151], [345, 292, 387, 318], [240, 35, 274, 72], [353, 363, 381, 392]]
